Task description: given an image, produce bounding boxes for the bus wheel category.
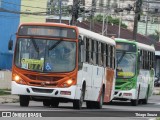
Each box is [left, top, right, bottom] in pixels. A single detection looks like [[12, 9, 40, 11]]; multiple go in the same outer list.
[[20, 95, 30, 107], [86, 101, 93, 109], [142, 87, 149, 104], [73, 84, 85, 109], [94, 89, 104, 109], [131, 86, 140, 106], [131, 99, 138, 106], [43, 100, 51, 107], [50, 100, 59, 108]]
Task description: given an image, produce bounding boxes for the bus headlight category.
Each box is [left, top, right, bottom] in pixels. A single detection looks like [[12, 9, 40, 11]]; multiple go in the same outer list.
[[67, 79, 73, 85], [60, 79, 75, 87], [13, 74, 26, 85]]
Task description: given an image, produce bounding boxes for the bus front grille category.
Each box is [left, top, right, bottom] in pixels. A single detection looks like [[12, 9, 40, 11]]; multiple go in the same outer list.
[[32, 88, 54, 93], [24, 74, 64, 87], [25, 74, 63, 81]]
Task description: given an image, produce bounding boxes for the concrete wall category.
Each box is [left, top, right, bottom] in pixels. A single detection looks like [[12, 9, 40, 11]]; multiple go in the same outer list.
[[0, 0, 21, 70], [0, 71, 11, 89]]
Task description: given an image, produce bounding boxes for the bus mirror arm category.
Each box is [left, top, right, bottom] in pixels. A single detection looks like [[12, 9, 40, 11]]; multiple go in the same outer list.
[[137, 51, 141, 62], [138, 54, 142, 62], [78, 35, 84, 45], [8, 39, 13, 51]]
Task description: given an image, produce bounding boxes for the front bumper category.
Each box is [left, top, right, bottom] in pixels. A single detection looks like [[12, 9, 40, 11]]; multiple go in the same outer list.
[[11, 81, 77, 100]]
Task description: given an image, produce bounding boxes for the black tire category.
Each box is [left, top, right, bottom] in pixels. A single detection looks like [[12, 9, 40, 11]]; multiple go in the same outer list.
[[73, 84, 85, 109], [43, 100, 51, 107], [142, 87, 149, 104], [131, 86, 140, 106], [20, 95, 30, 107], [50, 100, 59, 108], [94, 89, 104, 109], [131, 99, 138, 106], [86, 101, 93, 109]]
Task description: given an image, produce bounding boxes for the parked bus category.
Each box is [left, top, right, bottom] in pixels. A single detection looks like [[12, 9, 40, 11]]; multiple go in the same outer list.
[[114, 38, 155, 106], [11, 23, 116, 109]]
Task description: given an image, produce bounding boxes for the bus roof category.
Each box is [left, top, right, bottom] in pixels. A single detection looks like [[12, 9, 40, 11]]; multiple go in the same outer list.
[[19, 23, 115, 45], [19, 22, 77, 29], [78, 27, 116, 46], [115, 38, 155, 52], [137, 42, 155, 52]]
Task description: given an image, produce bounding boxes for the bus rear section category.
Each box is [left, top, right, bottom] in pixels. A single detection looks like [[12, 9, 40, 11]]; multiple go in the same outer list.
[[11, 23, 116, 109], [114, 38, 155, 106]]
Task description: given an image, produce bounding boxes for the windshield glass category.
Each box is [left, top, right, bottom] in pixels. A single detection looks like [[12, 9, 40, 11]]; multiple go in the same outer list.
[[116, 51, 136, 78], [15, 38, 76, 72]]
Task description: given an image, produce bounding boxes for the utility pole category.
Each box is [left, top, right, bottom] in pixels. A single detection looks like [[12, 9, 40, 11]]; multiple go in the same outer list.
[[59, 0, 62, 23], [118, 12, 122, 38], [145, 0, 149, 36], [133, 0, 142, 41], [90, 0, 96, 30], [70, 0, 79, 25]]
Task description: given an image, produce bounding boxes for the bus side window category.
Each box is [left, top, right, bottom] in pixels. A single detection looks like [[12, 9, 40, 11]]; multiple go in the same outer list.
[[98, 42, 102, 66], [140, 50, 143, 69], [96, 41, 98, 65], [110, 46, 113, 68], [146, 51, 149, 70], [113, 47, 116, 69], [142, 50, 145, 69], [93, 40, 97, 65], [101, 43, 106, 66], [152, 52, 155, 68], [91, 39, 94, 64], [85, 37, 89, 63], [108, 45, 110, 68], [89, 39, 93, 64], [106, 44, 108, 67], [149, 52, 151, 69]]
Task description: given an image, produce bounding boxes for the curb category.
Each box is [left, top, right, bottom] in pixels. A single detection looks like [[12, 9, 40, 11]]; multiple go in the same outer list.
[[0, 95, 19, 104]]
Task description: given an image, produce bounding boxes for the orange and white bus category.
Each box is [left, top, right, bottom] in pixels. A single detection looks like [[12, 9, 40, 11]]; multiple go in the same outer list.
[[11, 23, 116, 109]]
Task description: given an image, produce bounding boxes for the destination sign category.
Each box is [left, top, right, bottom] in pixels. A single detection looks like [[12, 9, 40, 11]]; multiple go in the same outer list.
[[18, 25, 77, 39], [116, 43, 136, 52]]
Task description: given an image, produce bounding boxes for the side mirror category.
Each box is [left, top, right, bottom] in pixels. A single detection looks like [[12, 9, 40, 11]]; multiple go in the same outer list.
[[78, 35, 84, 45], [8, 39, 13, 50], [138, 51, 141, 62]]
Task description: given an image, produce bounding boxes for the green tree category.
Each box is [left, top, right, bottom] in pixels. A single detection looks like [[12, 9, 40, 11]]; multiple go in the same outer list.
[[148, 30, 160, 42], [93, 14, 127, 28]]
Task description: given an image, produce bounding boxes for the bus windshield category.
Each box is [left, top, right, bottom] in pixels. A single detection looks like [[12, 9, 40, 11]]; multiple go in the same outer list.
[[15, 38, 76, 73], [116, 51, 136, 78]]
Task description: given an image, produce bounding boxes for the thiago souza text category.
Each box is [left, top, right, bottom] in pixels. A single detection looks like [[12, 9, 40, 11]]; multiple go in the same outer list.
[[135, 112, 158, 117]]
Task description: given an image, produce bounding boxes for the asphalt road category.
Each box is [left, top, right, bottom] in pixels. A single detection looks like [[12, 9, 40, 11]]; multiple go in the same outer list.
[[0, 95, 159, 120]]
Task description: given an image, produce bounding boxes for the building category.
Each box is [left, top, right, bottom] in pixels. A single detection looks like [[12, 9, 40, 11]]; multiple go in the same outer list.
[[0, 0, 21, 70], [20, 0, 48, 23]]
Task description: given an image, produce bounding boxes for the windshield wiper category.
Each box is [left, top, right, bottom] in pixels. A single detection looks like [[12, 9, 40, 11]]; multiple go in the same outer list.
[[31, 37, 39, 53], [117, 51, 126, 65], [49, 38, 63, 51]]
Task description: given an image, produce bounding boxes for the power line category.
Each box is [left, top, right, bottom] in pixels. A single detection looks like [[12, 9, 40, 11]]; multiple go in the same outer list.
[[0, 8, 47, 16], [1, 0, 47, 10]]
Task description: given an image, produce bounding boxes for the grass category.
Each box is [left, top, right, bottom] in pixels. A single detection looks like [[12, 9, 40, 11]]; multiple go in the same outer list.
[[0, 89, 11, 96]]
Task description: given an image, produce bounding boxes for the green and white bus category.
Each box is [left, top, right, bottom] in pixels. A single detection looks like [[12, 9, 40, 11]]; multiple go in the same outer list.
[[114, 38, 155, 106]]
